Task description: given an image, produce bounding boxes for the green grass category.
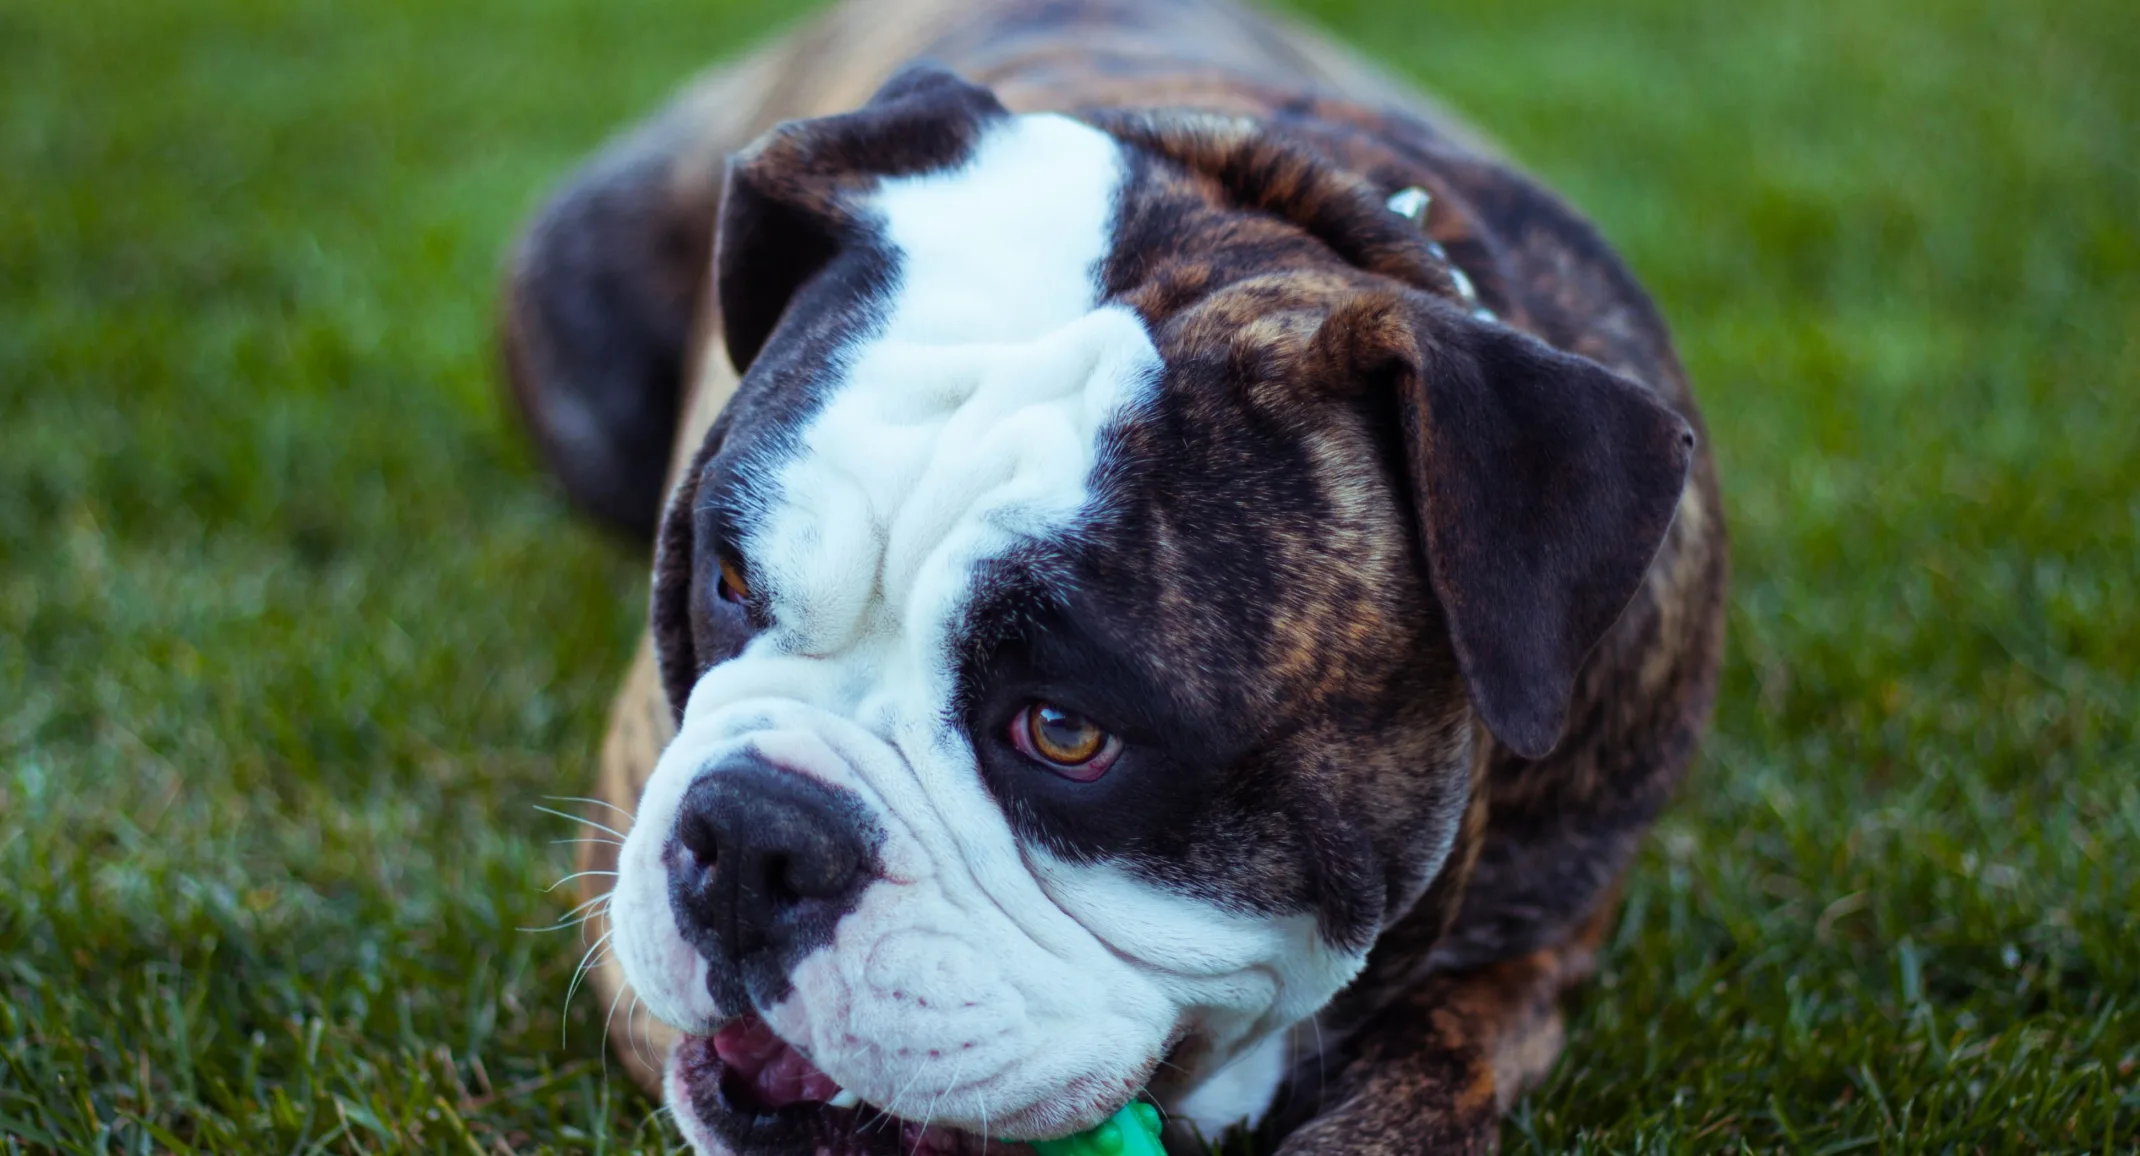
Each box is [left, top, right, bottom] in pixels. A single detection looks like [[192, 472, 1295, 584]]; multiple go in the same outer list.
[[1, 0, 2134, 1151]]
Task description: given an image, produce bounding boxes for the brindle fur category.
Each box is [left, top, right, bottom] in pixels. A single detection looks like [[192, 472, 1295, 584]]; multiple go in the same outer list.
[[508, 0, 1727, 1149]]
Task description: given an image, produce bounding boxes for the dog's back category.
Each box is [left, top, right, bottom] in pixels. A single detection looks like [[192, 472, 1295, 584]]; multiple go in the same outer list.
[[502, 0, 1726, 1144], [506, 0, 1512, 537]]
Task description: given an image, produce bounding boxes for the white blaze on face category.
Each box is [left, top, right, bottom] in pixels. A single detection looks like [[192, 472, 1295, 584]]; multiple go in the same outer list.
[[611, 113, 1364, 1142]]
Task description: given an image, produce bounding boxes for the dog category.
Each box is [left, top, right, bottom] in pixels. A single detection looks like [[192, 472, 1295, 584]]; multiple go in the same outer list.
[[499, 1, 1727, 1153]]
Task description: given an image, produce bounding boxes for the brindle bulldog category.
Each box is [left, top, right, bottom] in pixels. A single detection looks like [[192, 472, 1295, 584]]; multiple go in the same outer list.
[[499, 1, 1727, 1153]]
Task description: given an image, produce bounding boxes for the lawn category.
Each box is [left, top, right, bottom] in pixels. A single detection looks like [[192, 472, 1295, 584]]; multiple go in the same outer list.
[[1, 0, 2134, 1151]]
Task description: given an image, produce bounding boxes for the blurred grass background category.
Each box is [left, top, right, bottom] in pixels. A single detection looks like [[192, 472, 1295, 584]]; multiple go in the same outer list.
[[1, 0, 2134, 1151]]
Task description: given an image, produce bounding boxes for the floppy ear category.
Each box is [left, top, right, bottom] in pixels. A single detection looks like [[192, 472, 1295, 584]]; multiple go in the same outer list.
[[714, 63, 1007, 375], [499, 90, 735, 541], [1320, 293, 1695, 759], [500, 62, 1002, 542], [1087, 111, 1689, 755]]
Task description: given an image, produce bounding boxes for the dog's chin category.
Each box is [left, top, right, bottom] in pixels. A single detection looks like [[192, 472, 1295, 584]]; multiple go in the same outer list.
[[664, 1016, 1049, 1156]]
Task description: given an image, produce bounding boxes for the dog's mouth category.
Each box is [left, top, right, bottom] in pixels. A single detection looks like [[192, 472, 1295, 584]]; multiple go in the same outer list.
[[668, 1014, 1038, 1156]]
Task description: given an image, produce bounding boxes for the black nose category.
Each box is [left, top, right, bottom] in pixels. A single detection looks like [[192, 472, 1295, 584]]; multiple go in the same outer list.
[[667, 754, 878, 977]]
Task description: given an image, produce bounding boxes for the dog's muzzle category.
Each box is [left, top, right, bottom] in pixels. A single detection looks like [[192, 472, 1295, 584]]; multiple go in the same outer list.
[[615, 687, 1192, 1156], [646, 750, 1056, 1156]]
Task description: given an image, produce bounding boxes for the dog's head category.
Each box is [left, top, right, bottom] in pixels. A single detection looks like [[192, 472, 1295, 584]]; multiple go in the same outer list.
[[605, 66, 1691, 1156]]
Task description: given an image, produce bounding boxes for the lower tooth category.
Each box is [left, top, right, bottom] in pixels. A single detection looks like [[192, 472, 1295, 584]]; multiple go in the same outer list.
[[827, 1088, 860, 1110]]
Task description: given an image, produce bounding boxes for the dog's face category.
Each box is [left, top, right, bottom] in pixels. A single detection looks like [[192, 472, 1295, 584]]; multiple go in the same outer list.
[[607, 68, 1693, 1156]]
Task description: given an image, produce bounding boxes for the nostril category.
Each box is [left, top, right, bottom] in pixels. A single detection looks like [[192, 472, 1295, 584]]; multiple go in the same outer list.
[[676, 803, 722, 868], [763, 852, 798, 904]]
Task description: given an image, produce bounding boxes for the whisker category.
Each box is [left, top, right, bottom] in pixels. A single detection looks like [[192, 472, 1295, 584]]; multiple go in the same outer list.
[[629, 993, 659, 1075], [533, 804, 627, 840], [602, 981, 634, 1083], [845, 1042, 887, 1140], [916, 1053, 967, 1150], [872, 1058, 933, 1135], [552, 836, 623, 848], [517, 889, 612, 933], [563, 928, 616, 1030], [543, 794, 639, 821], [517, 912, 606, 934], [856, 1098, 898, 1135], [544, 869, 619, 893]]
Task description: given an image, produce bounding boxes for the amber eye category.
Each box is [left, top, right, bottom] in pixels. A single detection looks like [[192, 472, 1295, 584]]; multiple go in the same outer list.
[[1009, 703, 1121, 781], [716, 556, 751, 604]]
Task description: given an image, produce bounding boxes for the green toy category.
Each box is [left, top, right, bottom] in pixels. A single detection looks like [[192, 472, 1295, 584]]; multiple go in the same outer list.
[[1026, 1100, 1167, 1156]]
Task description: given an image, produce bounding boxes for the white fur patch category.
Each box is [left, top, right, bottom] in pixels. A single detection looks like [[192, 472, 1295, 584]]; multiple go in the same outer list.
[[747, 111, 1143, 666], [612, 112, 1365, 1146], [1173, 1027, 1295, 1138]]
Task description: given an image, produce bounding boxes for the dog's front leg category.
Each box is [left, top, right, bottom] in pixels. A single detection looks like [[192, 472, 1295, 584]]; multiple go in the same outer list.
[[1277, 925, 1605, 1156]]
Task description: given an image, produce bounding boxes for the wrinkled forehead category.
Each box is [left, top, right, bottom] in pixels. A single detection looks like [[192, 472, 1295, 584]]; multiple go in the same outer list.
[[705, 112, 1159, 685]]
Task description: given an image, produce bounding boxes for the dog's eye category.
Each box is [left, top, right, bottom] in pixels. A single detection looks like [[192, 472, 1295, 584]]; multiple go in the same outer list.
[[716, 556, 751, 604], [1009, 703, 1121, 781]]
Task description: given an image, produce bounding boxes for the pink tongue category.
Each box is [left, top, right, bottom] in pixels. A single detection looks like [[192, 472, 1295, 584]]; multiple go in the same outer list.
[[712, 1016, 843, 1108]]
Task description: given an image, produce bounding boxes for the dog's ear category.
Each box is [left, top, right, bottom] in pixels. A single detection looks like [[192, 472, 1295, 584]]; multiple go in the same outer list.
[[1102, 112, 1693, 758], [1317, 292, 1695, 759], [714, 64, 1007, 374], [499, 96, 733, 541], [499, 64, 1001, 542]]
